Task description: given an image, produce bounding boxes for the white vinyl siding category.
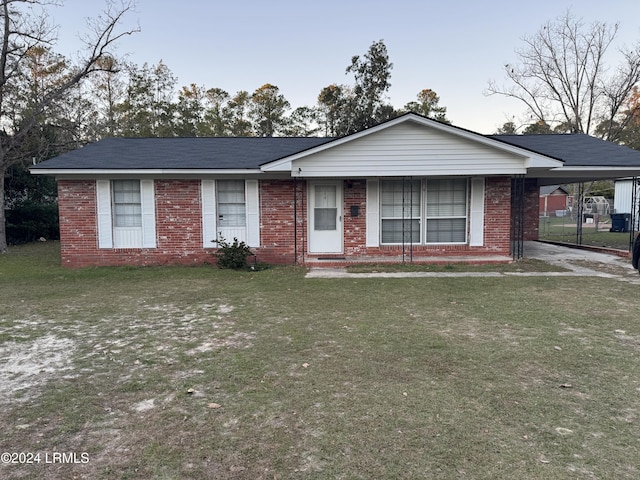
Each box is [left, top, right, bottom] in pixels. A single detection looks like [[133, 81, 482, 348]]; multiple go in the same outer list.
[[290, 122, 529, 177], [201, 179, 260, 248], [97, 179, 156, 249], [378, 178, 470, 245]]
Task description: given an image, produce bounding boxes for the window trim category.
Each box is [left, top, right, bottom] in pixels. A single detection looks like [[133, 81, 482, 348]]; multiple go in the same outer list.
[[379, 179, 422, 245], [201, 179, 260, 248], [96, 179, 156, 249], [425, 178, 468, 244]]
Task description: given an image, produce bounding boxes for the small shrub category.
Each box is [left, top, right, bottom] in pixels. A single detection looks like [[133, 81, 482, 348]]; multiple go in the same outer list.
[[212, 236, 254, 269]]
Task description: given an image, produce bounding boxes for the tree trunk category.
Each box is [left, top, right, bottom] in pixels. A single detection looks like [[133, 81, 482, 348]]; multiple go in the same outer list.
[[0, 170, 6, 253]]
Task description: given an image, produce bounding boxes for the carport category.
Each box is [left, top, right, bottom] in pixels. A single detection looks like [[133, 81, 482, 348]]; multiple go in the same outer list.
[[491, 133, 640, 257]]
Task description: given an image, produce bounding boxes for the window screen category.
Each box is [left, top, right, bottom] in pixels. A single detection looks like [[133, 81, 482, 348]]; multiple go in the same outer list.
[[218, 180, 246, 227], [426, 179, 467, 243], [314, 184, 337, 231], [380, 179, 421, 243], [112, 180, 142, 227]]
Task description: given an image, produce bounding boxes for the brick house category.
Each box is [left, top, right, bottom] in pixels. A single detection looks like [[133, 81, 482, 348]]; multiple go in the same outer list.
[[31, 113, 640, 268], [539, 185, 571, 217]]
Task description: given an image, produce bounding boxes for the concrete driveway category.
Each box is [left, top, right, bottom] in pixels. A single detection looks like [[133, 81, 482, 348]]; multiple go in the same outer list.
[[524, 241, 638, 280]]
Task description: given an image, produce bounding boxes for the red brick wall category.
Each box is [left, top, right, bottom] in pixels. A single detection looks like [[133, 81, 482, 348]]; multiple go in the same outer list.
[[483, 177, 512, 253], [524, 179, 540, 240], [343, 180, 367, 255], [258, 179, 299, 264], [539, 193, 569, 216], [57, 176, 515, 267], [58, 180, 98, 267], [155, 180, 209, 260], [58, 179, 212, 268]]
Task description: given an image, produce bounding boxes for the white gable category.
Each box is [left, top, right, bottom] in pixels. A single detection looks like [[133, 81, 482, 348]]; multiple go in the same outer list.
[[262, 116, 560, 177]]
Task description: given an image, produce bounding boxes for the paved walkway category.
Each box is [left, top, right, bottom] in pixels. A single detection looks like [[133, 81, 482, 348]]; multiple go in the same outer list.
[[306, 241, 640, 284]]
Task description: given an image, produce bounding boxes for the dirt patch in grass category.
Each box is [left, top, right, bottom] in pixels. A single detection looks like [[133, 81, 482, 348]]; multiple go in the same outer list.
[[0, 335, 76, 406]]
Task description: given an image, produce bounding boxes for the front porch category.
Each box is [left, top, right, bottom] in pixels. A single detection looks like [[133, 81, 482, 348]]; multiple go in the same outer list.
[[301, 253, 513, 268]]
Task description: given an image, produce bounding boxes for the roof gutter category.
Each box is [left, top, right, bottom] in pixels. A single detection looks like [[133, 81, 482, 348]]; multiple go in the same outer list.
[[30, 168, 264, 176]]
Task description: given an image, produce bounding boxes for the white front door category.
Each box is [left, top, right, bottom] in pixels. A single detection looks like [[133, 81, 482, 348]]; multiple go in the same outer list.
[[309, 181, 343, 254]]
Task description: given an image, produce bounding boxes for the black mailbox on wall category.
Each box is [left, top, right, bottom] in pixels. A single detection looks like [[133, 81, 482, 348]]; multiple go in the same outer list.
[[350, 205, 360, 217]]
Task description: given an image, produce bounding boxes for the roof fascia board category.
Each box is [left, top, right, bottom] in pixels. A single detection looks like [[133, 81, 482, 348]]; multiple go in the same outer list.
[[30, 168, 263, 176], [550, 166, 640, 172], [529, 166, 640, 181]]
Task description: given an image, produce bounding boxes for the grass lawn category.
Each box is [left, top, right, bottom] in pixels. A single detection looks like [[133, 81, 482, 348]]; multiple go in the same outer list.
[[1, 242, 640, 479]]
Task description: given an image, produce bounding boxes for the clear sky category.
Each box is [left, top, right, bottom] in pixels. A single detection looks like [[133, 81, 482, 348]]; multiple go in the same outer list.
[[55, 0, 640, 134]]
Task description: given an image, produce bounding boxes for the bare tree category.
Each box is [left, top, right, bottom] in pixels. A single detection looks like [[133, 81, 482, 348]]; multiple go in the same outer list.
[[0, 0, 139, 252], [486, 11, 640, 140]]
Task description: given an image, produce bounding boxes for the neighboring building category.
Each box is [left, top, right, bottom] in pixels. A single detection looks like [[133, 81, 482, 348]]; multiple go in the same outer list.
[[31, 113, 640, 268], [614, 178, 639, 214], [539, 185, 571, 217], [613, 178, 640, 230]]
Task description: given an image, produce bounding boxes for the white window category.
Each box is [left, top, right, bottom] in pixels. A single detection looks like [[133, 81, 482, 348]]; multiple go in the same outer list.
[[113, 180, 142, 228], [96, 179, 156, 249], [313, 184, 338, 231], [218, 180, 247, 228], [380, 179, 421, 244], [426, 179, 467, 243], [378, 178, 469, 245], [201, 179, 260, 248]]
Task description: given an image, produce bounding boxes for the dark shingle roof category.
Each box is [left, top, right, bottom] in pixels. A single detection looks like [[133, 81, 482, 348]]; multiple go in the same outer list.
[[540, 185, 569, 196], [490, 133, 640, 167], [32, 129, 640, 172], [31, 137, 334, 170]]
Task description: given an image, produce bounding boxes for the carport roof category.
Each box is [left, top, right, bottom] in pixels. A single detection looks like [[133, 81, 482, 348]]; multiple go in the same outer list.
[[492, 133, 640, 167]]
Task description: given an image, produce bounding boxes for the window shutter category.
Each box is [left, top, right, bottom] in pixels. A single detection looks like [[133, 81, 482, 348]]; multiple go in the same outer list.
[[366, 179, 380, 247], [201, 180, 217, 248], [245, 180, 260, 247], [140, 179, 156, 248], [469, 177, 485, 246], [96, 180, 113, 248]]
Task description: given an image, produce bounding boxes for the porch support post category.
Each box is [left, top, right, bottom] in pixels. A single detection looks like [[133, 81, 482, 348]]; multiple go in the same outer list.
[[510, 175, 525, 260], [294, 176, 298, 264], [631, 176, 639, 251], [576, 182, 584, 245]]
